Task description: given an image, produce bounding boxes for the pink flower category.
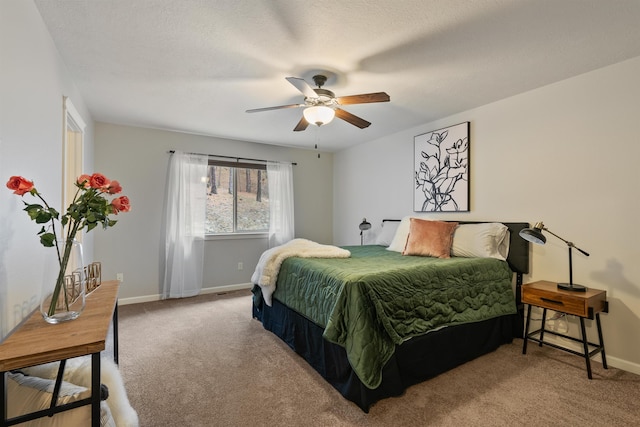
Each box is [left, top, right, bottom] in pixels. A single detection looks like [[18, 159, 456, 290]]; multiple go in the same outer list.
[[6, 176, 34, 196], [111, 196, 131, 214], [89, 173, 110, 190], [77, 174, 91, 188], [107, 180, 122, 194], [6, 173, 130, 253]]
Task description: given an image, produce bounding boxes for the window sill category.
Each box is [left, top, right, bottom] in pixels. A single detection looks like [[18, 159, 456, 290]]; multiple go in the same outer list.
[[205, 233, 268, 241]]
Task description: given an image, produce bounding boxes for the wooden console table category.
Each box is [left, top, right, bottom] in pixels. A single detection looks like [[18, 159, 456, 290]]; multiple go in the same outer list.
[[0, 280, 120, 426]]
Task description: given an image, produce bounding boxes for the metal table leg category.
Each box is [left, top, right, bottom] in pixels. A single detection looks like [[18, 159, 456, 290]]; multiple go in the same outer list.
[[579, 318, 593, 379], [596, 313, 607, 369], [91, 353, 101, 426], [538, 308, 547, 347], [1, 372, 6, 427], [523, 304, 532, 354]]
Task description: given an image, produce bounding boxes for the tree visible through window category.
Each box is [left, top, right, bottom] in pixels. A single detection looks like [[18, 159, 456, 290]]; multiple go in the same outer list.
[[205, 161, 269, 234]]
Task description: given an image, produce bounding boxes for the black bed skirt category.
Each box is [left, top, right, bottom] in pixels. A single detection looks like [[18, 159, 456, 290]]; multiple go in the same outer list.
[[252, 293, 517, 412]]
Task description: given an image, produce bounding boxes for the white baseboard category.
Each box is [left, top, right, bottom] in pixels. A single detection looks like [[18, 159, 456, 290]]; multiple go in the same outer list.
[[117, 283, 253, 306], [603, 355, 640, 376]]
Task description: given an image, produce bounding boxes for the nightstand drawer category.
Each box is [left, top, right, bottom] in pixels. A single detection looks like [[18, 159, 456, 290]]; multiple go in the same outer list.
[[521, 280, 607, 319], [522, 288, 588, 316]]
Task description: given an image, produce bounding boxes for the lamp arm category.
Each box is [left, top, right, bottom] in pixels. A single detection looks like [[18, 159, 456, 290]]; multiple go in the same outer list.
[[544, 228, 590, 257], [570, 244, 590, 257]]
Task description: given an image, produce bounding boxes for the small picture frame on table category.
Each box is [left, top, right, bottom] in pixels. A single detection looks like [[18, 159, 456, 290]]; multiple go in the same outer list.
[[85, 262, 102, 294]]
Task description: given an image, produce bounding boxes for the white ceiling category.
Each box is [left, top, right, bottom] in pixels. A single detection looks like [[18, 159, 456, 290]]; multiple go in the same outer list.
[[34, 0, 640, 152]]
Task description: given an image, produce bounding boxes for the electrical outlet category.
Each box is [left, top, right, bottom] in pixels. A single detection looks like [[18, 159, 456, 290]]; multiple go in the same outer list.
[[116, 273, 124, 282], [237, 262, 243, 270]]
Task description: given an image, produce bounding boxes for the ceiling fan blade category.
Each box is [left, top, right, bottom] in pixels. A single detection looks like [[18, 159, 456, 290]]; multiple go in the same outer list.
[[285, 77, 318, 99], [334, 108, 371, 129], [246, 103, 303, 113], [293, 116, 310, 132], [336, 92, 390, 105]]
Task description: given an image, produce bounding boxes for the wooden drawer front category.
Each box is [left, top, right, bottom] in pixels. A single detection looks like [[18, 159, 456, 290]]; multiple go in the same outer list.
[[522, 288, 587, 317]]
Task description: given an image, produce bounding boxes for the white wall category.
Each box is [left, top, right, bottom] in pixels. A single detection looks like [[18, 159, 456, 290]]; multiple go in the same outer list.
[[93, 123, 333, 301], [334, 56, 640, 373], [0, 0, 94, 339]]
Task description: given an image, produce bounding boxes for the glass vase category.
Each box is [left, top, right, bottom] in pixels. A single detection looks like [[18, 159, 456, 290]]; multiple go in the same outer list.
[[40, 239, 86, 324]]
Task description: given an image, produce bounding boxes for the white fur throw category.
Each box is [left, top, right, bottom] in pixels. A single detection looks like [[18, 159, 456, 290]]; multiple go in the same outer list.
[[251, 238, 351, 306], [22, 356, 139, 427]]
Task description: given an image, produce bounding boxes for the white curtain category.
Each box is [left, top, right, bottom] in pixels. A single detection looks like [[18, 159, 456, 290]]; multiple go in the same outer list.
[[162, 151, 208, 298], [267, 161, 295, 248]]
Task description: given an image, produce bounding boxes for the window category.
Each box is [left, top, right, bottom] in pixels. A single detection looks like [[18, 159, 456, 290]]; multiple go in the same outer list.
[[205, 160, 269, 234]]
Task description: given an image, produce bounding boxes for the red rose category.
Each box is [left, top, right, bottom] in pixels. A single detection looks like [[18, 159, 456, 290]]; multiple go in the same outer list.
[[77, 174, 91, 188], [89, 173, 110, 190], [111, 196, 130, 214], [6, 176, 34, 196], [107, 180, 122, 194]]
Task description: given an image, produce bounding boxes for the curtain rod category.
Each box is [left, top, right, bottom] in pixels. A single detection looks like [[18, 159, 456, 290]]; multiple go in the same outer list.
[[168, 150, 297, 166]]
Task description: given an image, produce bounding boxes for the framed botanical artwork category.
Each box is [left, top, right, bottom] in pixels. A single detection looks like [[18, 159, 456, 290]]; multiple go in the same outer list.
[[414, 121, 470, 212]]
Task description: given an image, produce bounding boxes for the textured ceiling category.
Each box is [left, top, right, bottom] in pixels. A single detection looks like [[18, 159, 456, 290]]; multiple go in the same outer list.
[[34, 0, 640, 152]]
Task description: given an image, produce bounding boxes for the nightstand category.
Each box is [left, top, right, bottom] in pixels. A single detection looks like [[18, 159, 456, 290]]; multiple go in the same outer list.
[[521, 280, 608, 379]]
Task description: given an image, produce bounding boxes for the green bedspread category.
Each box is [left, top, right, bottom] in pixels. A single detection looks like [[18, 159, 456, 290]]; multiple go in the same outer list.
[[272, 245, 517, 389]]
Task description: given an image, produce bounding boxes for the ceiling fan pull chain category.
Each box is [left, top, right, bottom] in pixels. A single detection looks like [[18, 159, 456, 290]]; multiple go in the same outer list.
[[315, 128, 321, 158]]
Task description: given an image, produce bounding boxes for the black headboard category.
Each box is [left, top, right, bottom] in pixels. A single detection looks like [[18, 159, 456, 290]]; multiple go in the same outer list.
[[381, 219, 530, 275]]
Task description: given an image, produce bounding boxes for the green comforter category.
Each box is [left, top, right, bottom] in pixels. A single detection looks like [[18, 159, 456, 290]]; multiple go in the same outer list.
[[272, 245, 517, 389]]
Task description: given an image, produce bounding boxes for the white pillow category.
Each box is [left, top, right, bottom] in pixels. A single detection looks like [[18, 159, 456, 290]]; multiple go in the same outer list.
[[375, 221, 400, 246], [451, 223, 510, 260], [386, 216, 412, 252]]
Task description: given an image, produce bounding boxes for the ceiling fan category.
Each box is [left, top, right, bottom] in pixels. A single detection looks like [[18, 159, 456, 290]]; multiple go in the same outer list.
[[246, 74, 390, 131]]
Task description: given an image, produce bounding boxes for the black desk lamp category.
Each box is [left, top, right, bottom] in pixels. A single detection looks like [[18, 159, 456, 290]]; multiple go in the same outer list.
[[359, 218, 371, 245], [519, 221, 590, 292]]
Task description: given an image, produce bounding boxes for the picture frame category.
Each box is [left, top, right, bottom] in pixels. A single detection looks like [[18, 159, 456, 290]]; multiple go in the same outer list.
[[414, 121, 470, 212]]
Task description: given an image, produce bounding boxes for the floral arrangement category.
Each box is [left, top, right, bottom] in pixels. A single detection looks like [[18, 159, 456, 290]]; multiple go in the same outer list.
[[6, 173, 130, 317]]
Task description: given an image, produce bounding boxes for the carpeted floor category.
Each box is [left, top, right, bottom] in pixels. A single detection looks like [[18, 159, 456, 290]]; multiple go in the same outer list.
[[117, 289, 640, 426]]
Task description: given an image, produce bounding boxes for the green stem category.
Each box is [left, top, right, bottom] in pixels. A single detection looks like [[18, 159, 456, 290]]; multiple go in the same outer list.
[[34, 192, 60, 258], [47, 224, 80, 316], [37, 184, 102, 317]]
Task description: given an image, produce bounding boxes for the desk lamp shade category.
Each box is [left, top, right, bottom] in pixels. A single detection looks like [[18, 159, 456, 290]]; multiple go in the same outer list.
[[519, 222, 546, 244], [359, 218, 372, 245], [519, 221, 589, 292]]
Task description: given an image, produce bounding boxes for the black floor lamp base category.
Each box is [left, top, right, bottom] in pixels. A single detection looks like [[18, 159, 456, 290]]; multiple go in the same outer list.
[[557, 282, 587, 292]]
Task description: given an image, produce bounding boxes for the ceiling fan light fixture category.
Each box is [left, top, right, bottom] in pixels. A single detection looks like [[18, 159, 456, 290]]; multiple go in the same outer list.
[[247, 75, 389, 131], [303, 105, 335, 126]]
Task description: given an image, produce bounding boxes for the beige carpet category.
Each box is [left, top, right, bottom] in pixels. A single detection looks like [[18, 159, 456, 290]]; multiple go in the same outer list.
[[117, 289, 640, 426]]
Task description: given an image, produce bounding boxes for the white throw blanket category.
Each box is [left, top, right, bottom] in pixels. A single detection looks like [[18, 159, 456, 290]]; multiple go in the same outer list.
[[22, 356, 139, 427], [252, 238, 351, 306]]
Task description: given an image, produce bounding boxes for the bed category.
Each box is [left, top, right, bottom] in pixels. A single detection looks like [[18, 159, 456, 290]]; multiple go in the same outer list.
[[252, 220, 529, 412]]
